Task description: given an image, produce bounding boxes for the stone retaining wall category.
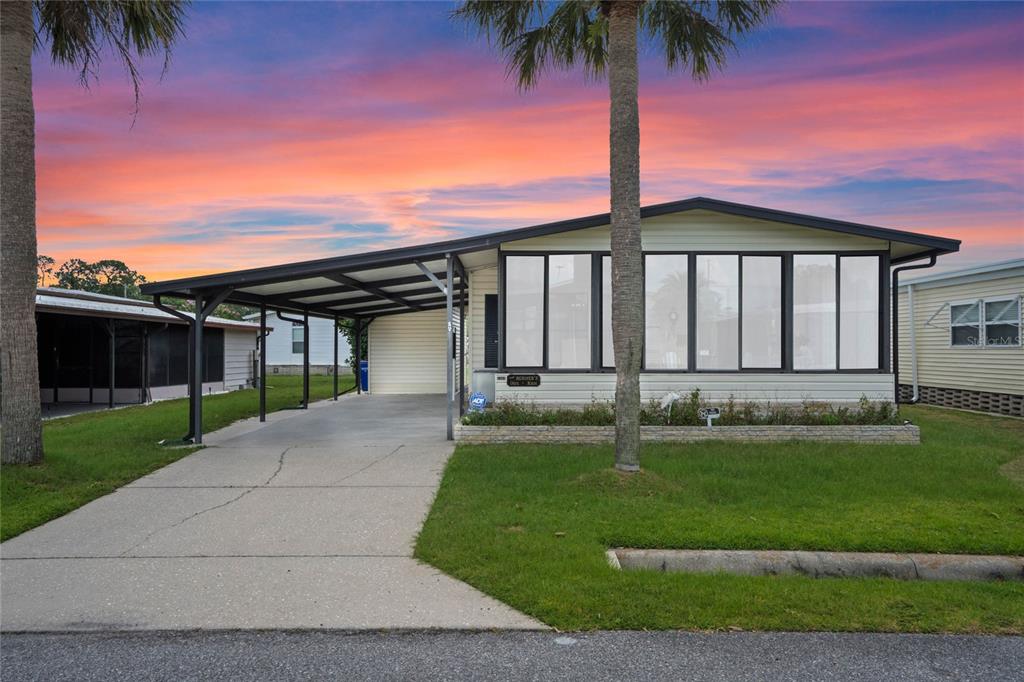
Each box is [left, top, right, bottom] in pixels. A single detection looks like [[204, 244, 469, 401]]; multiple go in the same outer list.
[[454, 424, 920, 444]]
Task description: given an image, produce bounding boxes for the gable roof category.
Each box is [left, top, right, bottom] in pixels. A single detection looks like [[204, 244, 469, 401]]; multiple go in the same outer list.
[[141, 197, 960, 320]]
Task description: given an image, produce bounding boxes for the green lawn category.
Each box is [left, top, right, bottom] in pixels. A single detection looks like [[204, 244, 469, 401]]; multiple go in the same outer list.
[[416, 405, 1024, 633], [1, 374, 354, 541]]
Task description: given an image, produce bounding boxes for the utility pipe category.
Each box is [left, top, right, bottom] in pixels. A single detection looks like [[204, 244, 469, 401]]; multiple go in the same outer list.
[[891, 255, 937, 405]]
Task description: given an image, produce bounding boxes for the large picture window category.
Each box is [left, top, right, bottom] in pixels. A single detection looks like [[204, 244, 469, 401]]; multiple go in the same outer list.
[[695, 255, 739, 370], [505, 256, 545, 367], [839, 256, 880, 369], [548, 254, 592, 369], [645, 254, 688, 369], [741, 256, 782, 369], [793, 254, 836, 370], [602, 256, 614, 367]]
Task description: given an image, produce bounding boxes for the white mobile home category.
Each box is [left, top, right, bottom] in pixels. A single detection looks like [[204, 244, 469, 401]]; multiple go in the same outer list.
[[243, 310, 350, 374], [897, 259, 1023, 416], [143, 197, 961, 440]]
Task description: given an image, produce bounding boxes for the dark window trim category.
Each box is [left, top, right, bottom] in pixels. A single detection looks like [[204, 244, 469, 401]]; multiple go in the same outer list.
[[499, 248, 890, 375]]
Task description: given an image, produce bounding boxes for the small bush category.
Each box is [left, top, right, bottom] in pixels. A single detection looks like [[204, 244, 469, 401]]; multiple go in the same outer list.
[[462, 391, 902, 427]]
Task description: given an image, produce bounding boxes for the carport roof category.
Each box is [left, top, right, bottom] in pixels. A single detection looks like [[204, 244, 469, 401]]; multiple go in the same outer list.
[[141, 196, 960, 320]]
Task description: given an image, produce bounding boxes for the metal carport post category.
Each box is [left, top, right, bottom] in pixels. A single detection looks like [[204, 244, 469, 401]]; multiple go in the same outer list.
[[259, 303, 268, 421]]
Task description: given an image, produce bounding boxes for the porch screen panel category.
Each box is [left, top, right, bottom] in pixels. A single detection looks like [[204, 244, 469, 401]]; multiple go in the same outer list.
[[839, 256, 880, 369], [645, 254, 688, 369], [793, 254, 837, 370], [505, 256, 545, 367], [548, 254, 591, 369], [741, 256, 782, 368], [695, 255, 739, 370], [602, 256, 614, 367]]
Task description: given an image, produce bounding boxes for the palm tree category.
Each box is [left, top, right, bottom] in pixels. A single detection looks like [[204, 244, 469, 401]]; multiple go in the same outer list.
[[455, 1, 779, 471], [1, 1, 188, 464]]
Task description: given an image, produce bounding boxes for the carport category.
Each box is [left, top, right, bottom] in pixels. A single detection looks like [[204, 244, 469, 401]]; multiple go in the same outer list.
[[141, 245, 492, 443]]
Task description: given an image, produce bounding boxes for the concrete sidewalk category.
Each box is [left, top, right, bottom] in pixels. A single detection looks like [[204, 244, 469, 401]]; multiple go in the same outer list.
[[0, 394, 542, 631]]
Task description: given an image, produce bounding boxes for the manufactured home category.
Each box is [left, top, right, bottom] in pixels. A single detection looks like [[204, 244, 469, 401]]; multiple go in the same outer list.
[[242, 310, 351, 375], [897, 259, 1023, 416], [142, 197, 960, 441], [36, 287, 261, 411]]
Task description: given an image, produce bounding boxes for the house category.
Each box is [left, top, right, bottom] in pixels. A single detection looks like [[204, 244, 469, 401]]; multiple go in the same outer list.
[[141, 197, 960, 441], [242, 310, 351, 375], [897, 259, 1023, 416], [36, 287, 261, 408]]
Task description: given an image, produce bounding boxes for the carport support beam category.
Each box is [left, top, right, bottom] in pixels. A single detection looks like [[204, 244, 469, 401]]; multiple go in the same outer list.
[[259, 303, 267, 421], [333, 315, 339, 400], [355, 318, 362, 394], [303, 310, 310, 408], [446, 254, 454, 441], [191, 293, 205, 443], [107, 319, 116, 408]]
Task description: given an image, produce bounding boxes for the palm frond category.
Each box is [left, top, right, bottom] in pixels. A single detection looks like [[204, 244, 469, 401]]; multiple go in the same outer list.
[[640, 0, 780, 80], [454, 0, 604, 90], [34, 0, 189, 114]]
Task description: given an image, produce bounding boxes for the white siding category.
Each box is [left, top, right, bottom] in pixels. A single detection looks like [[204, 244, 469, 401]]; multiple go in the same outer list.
[[368, 309, 449, 394], [252, 312, 350, 366], [501, 209, 887, 252], [898, 273, 1023, 395], [224, 328, 258, 390], [495, 373, 894, 404], [468, 266, 497, 372]]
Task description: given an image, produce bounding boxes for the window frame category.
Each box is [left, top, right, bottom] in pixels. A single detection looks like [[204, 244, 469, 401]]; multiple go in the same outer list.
[[950, 296, 1022, 349], [499, 249, 890, 374], [983, 296, 1022, 348], [291, 323, 305, 355]]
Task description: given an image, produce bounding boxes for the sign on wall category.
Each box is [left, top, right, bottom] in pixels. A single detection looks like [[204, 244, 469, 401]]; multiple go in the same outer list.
[[506, 374, 541, 388]]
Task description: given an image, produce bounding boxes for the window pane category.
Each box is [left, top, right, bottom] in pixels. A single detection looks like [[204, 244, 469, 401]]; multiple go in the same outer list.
[[951, 302, 980, 324], [952, 325, 981, 346], [985, 324, 1019, 346], [839, 256, 879, 369], [505, 256, 545, 366], [548, 254, 591, 369], [695, 255, 738, 370], [645, 255, 688, 369], [291, 325, 304, 354], [602, 256, 614, 367], [741, 256, 782, 368], [950, 302, 982, 347], [985, 299, 1019, 324], [793, 254, 836, 370]]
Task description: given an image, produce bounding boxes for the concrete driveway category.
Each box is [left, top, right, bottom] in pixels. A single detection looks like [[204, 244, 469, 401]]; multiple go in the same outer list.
[[0, 394, 542, 631]]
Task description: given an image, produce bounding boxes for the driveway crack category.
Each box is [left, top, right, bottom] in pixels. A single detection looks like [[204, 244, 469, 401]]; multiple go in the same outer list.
[[118, 446, 293, 557], [329, 444, 404, 485]]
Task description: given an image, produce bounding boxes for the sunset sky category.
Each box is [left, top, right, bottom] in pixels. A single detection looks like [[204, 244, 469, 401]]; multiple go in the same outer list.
[[34, 1, 1024, 282]]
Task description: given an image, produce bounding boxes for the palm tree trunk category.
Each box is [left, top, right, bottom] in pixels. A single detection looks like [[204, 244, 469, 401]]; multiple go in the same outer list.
[[607, 1, 642, 472], [1, 0, 44, 464]]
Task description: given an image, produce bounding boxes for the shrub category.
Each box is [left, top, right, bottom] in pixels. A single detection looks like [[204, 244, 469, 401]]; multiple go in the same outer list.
[[463, 392, 902, 427]]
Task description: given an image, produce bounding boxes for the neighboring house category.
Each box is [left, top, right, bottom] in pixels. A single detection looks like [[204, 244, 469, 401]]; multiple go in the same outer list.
[[242, 310, 350, 375], [36, 287, 261, 406], [144, 198, 962, 439], [897, 259, 1023, 416]]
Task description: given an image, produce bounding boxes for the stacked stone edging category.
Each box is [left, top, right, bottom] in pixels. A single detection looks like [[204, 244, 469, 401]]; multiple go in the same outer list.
[[454, 424, 920, 444]]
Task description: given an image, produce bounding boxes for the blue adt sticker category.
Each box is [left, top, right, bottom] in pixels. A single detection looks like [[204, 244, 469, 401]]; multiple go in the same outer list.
[[468, 392, 488, 412]]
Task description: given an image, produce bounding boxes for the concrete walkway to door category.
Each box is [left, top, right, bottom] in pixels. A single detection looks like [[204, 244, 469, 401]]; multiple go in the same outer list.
[[1, 394, 543, 631]]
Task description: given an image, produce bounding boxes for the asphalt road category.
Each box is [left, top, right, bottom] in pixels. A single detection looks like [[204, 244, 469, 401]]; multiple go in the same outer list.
[[2, 630, 1021, 681]]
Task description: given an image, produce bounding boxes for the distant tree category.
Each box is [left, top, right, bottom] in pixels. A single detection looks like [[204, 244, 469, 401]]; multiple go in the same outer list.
[[36, 254, 55, 286], [338, 319, 366, 373], [92, 259, 147, 298], [1, 0, 189, 465], [54, 258, 100, 291]]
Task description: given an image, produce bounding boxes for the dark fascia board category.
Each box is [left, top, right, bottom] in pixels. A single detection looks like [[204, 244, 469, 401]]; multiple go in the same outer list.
[[141, 196, 960, 297]]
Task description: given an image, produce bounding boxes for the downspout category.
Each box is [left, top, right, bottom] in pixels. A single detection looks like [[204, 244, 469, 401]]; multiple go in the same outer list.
[[907, 284, 920, 403], [891, 254, 936, 405]]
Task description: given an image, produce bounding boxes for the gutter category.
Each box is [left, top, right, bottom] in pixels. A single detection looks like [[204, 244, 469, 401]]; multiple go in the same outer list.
[[891, 255, 937, 405]]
